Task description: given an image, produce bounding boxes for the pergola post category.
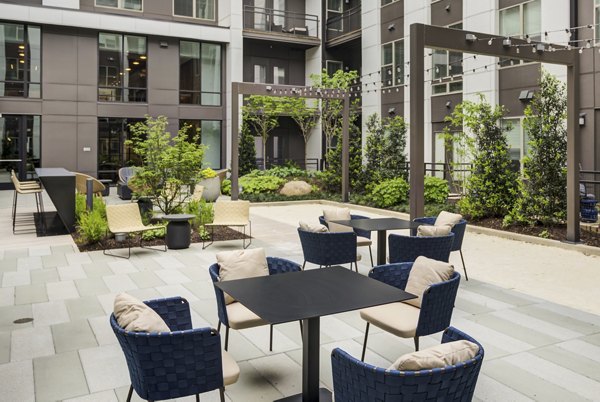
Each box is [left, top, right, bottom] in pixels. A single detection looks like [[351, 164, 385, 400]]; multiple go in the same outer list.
[[567, 62, 581, 242], [231, 82, 240, 200], [341, 93, 350, 202]]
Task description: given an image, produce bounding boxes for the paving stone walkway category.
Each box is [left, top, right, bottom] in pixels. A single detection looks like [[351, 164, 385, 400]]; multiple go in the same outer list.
[[1, 192, 599, 401]]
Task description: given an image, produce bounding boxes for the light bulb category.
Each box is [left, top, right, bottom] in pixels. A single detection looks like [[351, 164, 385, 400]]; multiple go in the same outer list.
[[488, 39, 493, 45]]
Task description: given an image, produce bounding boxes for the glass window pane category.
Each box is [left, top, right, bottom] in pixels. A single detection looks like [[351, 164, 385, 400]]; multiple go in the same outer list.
[[382, 43, 392, 65], [503, 118, 521, 161], [328, 0, 342, 12], [196, 0, 215, 20], [254, 64, 266, 83], [201, 120, 221, 168], [27, 26, 41, 86], [201, 43, 221, 105], [96, 0, 118, 7], [123, 0, 142, 10], [597, 7, 600, 41], [394, 40, 404, 85], [432, 50, 447, 79], [500, 6, 520, 37], [99, 33, 123, 101], [274, 66, 285, 84], [180, 41, 200, 101], [448, 51, 462, 76], [524, 0, 541, 40], [0, 23, 25, 95], [449, 81, 463, 92], [432, 83, 447, 94], [174, 0, 193, 17]]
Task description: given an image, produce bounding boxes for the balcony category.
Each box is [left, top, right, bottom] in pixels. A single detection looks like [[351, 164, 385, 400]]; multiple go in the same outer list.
[[326, 6, 361, 47], [243, 5, 321, 48]]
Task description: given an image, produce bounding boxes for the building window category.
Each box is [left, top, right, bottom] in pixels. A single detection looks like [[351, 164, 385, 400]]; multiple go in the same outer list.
[[596, 0, 600, 41], [98, 33, 147, 102], [327, 0, 343, 31], [180, 120, 222, 168], [0, 115, 41, 185], [0, 23, 41, 98], [326, 60, 343, 76], [502, 118, 528, 171], [97, 117, 144, 181], [173, 0, 215, 20], [382, 0, 399, 6], [95, 0, 142, 11], [431, 23, 463, 95], [179, 41, 221, 105], [381, 39, 404, 88], [499, 0, 540, 67]]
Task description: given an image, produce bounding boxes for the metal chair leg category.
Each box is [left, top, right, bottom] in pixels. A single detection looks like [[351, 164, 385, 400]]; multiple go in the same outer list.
[[368, 245, 374, 267], [219, 387, 225, 402], [269, 324, 274, 351], [299, 320, 303, 336], [217, 321, 221, 333], [459, 250, 468, 281], [224, 326, 230, 351], [302, 261, 306, 270], [196, 393, 200, 402], [361, 322, 370, 361], [126, 384, 133, 402], [414, 336, 419, 351]]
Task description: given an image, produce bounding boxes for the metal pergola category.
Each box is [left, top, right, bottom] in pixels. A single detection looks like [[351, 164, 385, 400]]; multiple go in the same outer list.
[[230, 82, 351, 201], [409, 23, 581, 242]]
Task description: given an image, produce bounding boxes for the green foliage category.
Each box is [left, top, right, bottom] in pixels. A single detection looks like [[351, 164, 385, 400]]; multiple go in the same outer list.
[[185, 199, 214, 228], [239, 175, 286, 194], [127, 116, 205, 214], [239, 114, 257, 176], [424, 176, 449, 204], [445, 94, 518, 219], [78, 209, 108, 243], [321, 121, 363, 193], [245, 166, 313, 179], [240, 190, 337, 203], [200, 167, 217, 179], [243, 95, 283, 170], [359, 113, 408, 192], [221, 179, 232, 196], [75, 193, 106, 223], [141, 226, 166, 240], [508, 71, 567, 225], [368, 177, 409, 208], [538, 229, 550, 239], [280, 97, 320, 166]]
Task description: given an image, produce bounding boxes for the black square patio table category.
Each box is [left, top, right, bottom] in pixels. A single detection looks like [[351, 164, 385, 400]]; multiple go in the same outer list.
[[215, 266, 416, 402], [332, 217, 425, 265]]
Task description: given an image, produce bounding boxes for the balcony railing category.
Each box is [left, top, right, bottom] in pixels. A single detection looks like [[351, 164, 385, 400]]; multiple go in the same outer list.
[[326, 6, 361, 43], [243, 5, 319, 39]]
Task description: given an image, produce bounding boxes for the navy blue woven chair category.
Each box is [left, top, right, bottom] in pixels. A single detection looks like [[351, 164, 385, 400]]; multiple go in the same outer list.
[[297, 228, 358, 272], [360, 262, 461, 359], [209, 257, 302, 352], [413, 217, 469, 280], [388, 232, 454, 264], [319, 214, 374, 266], [110, 296, 239, 402], [332, 326, 484, 402]]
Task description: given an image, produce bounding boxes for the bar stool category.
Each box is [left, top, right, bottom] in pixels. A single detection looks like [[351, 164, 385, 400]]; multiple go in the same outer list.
[[11, 171, 44, 234]]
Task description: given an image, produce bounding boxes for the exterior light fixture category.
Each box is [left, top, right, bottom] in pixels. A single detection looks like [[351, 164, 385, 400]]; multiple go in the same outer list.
[[445, 5, 450, 12], [266, 85, 272, 92], [465, 33, 477, 43], [159, 41, 168, 48], [535, 43, 545, 54], [388, 23, 395, 31], [445, 100, 452, 108], [503, 38, 512, 47], [388, 107, 396, 116], [579, 113, 586, 126]]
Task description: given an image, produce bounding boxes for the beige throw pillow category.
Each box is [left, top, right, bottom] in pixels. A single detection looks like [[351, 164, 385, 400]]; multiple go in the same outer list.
[[217, 248, 269, 304], [323, 207, 353, 233], [434, 211, 463, 228], [113, 293, 170, 333], [388, 340, 479, 371], [417, 225, 452, 237], [404, 256, 454, 308], [299, 221, 329, 233]]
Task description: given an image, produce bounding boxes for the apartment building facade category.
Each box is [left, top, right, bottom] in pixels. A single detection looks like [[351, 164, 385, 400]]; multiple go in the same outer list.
[[0, 0, 598, 190]]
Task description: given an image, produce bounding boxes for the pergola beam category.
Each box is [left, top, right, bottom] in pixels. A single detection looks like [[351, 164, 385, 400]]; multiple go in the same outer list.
[[410, 23, 580, 242]]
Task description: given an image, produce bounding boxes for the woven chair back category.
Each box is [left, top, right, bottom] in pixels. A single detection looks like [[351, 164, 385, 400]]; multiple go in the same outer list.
[[75, 172, 105, 195], [213, 200, 250, 224], [106, 203, 145, 233]]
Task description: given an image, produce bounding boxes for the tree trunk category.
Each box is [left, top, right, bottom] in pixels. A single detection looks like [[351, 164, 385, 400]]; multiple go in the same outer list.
[[262, 135, 267, 170]]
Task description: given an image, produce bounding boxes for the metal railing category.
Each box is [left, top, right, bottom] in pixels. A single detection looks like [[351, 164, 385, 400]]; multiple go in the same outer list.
[[243, 5, 319, 38], [326, 6, 361, 42]]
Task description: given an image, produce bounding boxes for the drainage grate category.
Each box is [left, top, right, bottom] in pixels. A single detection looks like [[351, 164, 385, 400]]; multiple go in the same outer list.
[[13, 318, 34, 324]]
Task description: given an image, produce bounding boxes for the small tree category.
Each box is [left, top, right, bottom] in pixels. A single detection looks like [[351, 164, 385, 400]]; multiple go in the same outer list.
[[239, 111, 257, 176], [507, 71, 567, 225], [310, 69, 359, 166], [322, 120, 363, 193], [362, 113, 386, 187], [445, 95, 518, 219], [381, 115, 408, 180], [281, 97, 320, 168], [243, 95, 282, 170], [127, 115, 205, 214]]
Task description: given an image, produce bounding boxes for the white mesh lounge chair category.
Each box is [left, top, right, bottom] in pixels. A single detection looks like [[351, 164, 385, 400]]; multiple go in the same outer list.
[[203, 200, 251, 249], [103, 203, 166, 259]]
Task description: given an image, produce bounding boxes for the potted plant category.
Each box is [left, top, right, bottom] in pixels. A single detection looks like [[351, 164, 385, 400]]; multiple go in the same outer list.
[[198, 167, 221, 202]]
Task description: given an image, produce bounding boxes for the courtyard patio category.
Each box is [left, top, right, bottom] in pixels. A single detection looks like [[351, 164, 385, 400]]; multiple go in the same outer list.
[[1, 190, 600, 401]]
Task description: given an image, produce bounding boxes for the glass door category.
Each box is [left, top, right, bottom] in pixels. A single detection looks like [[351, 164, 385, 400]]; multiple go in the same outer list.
[[0, 115, 41, 189]]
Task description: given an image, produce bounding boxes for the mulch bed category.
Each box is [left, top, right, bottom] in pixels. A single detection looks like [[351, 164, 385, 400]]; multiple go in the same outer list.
[[471, 217, 600, 248], [75, 226, 250, 252]]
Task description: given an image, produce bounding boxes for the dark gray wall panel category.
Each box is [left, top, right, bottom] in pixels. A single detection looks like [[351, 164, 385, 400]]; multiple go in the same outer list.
[[431, 92, 462, 123], [431, 0, 462, 27], [499, 63, 540, 117], [0, 99, 42, 114]]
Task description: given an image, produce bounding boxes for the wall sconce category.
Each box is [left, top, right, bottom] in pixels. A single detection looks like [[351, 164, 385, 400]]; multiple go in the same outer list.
[[579, 113, 586, 127], [266, 85, 272, 92], [388, 107, 396, 116], [518, 90, 534, 101], [388, 23, 395, 31], [159, 41, 168, 48], [445, 4, 451, 12], [503, 38, 512, 47], [535, 43, 545, 54], [465, 34, 477, 43], [445, 100, 452, 109]]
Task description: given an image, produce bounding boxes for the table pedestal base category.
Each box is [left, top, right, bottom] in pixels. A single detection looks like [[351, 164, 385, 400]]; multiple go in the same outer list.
[[274, 388, 332, 402]]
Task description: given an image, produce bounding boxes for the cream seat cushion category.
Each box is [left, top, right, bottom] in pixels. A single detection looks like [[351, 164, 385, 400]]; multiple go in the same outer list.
[[404, 256, 454, 308], [417, 225, 452, 237], [388, 340, 479, 371], [226, 301, 268, 329], [299, 221, 329, 233], [113, 293, 170, 333], [356, 236, 372, 246], [323, 207, 353, 233], [222, 350, 241, 385], [217, 248, 269, 304], [434, 211, 463, 227], [359, 302, 420, 338]]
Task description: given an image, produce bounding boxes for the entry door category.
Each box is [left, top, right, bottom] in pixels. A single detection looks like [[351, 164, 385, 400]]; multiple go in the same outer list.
[[0, 115, 41, 190]]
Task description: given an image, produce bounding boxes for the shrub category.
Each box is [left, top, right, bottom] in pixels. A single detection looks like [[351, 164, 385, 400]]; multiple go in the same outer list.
[[141, 226, 165, 240], [368, 178, 409, 208], [239, 175, 285, 194], [200, 167, 217, 179], [185, 199, 214, 228], [75, 193, 106, 223], [424, 176, 449, 204], [78, 209, 108, 243], [221, 179, 232, 196], [239, 114, 258, 176]]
